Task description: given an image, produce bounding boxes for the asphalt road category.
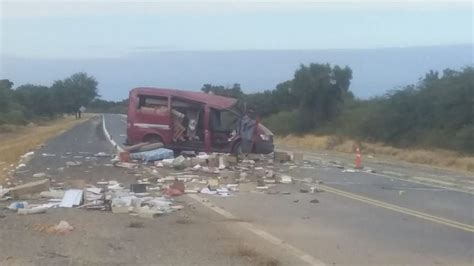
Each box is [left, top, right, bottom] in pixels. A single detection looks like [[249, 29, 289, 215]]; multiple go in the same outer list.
[[2, 115, 302, 266], [103, 113, 474, 265], [2, 114, 472, 265]]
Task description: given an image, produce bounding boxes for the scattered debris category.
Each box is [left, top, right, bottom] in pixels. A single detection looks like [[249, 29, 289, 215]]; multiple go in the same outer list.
[[40, 189, 65, 198], [114, 162, 139, 169], [293, 152, 304, 164], [130, 184, 147, 193], [32, 221, 72, 236], [173, 155, 186, 170], [0, 186, 10, 198], [59, 189, 83, 208], [94, 152, 110, 157], [129, 148, 174, 162], [342, 169, 357, 173], [8, 201, 28, 210], [280, 175, 293, 184], [274, 151, 291, 163], [33, 172, 47, 178], [54, 220, 74, 234], [5, 147, 332, 221], [18, 205, 49, 215], [310, 187, 324, 193], [66, 161, 82, 167], [9, 179, 50, 199], [119, 151, 130, 162]]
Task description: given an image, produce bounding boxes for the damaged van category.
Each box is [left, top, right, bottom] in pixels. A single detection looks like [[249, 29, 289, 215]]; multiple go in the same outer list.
[[126, 87, 274, 154]]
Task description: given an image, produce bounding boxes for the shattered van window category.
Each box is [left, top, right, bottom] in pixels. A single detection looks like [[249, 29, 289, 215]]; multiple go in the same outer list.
[[138, 95, 167, 109]]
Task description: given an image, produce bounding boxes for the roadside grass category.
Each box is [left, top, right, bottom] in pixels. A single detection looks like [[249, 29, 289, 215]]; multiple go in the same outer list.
[[276, 135, 474, 173], [0, 114, 95, 183]]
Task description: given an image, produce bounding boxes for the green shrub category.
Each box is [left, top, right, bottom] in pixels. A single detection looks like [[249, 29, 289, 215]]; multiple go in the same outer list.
[[262, 110, 299, 136]]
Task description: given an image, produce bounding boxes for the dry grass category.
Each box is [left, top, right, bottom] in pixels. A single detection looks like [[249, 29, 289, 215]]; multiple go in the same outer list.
[[276, 134, 474, 172], [0, 114, 94, 182]]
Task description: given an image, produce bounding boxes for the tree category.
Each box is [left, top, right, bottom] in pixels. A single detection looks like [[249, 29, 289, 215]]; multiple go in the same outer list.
[[15, 85, 56, 118], [292, 63, 353, 132], [271, 80, 298, 111], [0, 79, 14, 113], [51, 72, 99, 113], [0, 79, 13, 90], [201, 83, 244, 99]]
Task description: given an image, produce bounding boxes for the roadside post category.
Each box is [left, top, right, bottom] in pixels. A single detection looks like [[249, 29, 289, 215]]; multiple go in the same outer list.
[[355, 146, 362, 169]]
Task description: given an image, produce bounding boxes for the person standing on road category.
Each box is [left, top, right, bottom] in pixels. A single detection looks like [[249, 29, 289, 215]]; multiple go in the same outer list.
[[77, 106, 86, 119], [239, 108, 257, 154]]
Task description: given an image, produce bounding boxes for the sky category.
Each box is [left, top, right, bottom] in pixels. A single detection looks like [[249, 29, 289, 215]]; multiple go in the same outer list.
[[1, 0, 473, 58]]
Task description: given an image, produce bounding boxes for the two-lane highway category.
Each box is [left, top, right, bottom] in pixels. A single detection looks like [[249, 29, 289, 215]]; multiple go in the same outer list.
[[103, 113, 473, 265]]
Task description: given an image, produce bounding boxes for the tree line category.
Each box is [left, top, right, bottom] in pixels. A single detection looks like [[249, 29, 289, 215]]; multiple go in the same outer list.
[[0, 72, 98, 124], [2, 64, 471, 153], [202, 64, 473, 154]]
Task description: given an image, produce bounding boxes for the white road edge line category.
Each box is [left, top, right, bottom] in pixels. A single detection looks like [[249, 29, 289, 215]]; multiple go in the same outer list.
[[102, 114, 125, 152], [187, 194, 326, 266]]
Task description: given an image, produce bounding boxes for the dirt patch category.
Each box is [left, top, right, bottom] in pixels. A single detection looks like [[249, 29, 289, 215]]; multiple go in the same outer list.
[[176, 217, 193, 224], [234, 245, 280, 266], [128, 221, 144, 228]]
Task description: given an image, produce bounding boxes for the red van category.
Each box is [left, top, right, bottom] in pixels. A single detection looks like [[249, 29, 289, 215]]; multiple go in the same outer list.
[[126, 87, 274, 154]]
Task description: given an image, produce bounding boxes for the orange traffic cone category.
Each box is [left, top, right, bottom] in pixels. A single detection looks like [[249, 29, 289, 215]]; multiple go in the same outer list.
[[355, 147, 362, 169]]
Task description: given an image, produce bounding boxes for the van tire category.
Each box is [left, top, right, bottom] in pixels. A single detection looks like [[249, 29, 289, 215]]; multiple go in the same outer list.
[[143, 134, 163, 143]]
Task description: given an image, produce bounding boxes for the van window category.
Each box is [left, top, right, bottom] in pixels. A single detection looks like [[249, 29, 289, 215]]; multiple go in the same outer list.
[[211, 109, 239, 132], [137, 95, 169, 115], [171, 98, 204, 142], [138, 95, 168, 109]]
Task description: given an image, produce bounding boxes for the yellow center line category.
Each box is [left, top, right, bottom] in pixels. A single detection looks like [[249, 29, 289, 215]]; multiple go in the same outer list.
[[296, 179, 474, 233]]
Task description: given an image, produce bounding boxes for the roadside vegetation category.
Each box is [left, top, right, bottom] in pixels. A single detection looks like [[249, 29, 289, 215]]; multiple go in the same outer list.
[[2, 64, 472, 171], [276, 135, 474, 172], [0, 73, 98, 127], [86, 99, 128, 114], [0, 73, 103, 181], [202, 65, 473, 155], [202, 64, 473, 171]]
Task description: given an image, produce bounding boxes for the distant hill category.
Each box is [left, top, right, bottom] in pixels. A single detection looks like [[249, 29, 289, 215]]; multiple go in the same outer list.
[[1, 44, 472, 101]]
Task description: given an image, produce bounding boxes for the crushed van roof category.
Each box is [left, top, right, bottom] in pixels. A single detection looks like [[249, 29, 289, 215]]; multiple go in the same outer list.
[[131, 87, 238, 109]]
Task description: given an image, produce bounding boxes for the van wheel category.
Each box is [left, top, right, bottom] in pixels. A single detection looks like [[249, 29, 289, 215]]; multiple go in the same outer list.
[[143, 134, 163, 144]]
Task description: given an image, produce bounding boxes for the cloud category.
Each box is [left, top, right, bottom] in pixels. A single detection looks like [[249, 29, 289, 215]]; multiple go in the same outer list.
[[133, 45, 180, 51], [1, 0, 470, 19]]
